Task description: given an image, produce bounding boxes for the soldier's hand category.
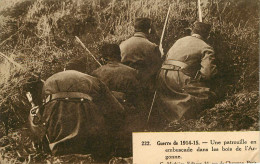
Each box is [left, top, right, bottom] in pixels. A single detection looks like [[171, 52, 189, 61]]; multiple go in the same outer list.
[[159, 45, 164, 58]]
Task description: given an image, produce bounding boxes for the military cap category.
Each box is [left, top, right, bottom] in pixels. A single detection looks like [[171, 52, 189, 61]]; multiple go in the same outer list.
[[100, 43, 121, 61], [134, 17, 152, 32], [192, 21, 211, 38], [65, 56, 87, 73]]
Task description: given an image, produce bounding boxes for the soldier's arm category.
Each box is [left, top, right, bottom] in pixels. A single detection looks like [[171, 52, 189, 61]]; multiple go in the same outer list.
[[154, 45, 164, 65], [97, 80, 125, 113], [154, 45, 165, 60], [93, 80, 125, 130], [200, 46, 218, 80]]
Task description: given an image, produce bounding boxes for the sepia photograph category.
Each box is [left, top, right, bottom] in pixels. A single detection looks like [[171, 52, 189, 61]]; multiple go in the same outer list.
[[0, 0, 259, 163]]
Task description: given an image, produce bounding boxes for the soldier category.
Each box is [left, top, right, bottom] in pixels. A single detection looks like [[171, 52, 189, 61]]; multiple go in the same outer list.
[[91, 43, 146, 155], [27, 67, 125, 161], [92, 43, 140, 107], [156, 21, 217, 122], [120, 17, 162, 92]]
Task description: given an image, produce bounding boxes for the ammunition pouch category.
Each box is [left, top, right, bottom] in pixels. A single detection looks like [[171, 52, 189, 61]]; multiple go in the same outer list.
[[161, 60, 203, 82]]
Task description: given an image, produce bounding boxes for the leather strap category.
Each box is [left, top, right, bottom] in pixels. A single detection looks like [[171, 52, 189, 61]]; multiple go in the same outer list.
[[161, 64, 181, 70], [45, 92, 93, 103], [162, 60, 188, 70]]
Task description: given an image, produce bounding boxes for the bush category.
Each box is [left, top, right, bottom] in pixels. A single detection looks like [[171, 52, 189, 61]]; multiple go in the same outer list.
[[165, 91, 259, 131]]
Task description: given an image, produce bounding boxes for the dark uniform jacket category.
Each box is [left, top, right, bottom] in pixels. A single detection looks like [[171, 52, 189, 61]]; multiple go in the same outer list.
[[92, 62, 139, 95], [157, 34, 217, 121], [92, 61, 140, 105], [120, 32, 162, 89], [39, 70, 124, 156]]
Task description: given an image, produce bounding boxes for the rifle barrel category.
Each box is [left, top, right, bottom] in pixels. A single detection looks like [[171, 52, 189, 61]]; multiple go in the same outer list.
[[159, 5, 171, 46], [198, 0, 202, 22], [75, 36, 102, 66]]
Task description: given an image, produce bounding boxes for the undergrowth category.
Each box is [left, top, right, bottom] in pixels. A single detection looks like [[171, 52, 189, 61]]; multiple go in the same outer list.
[[0, 0, 259, 163]]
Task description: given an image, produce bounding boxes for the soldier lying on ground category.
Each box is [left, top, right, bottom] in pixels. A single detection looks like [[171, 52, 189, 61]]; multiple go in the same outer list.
[[27, 63, 125, 162], [155, 21, 218, 122]]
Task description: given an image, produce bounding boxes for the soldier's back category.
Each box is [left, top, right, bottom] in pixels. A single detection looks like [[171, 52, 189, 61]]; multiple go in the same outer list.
[[92, 62, 139, 93], [166, 36, 214, 78], [120, 33, 160, 70], [167, 36, 211, 60], [40, 70, 124, 159], [44, 70, 103, 98]]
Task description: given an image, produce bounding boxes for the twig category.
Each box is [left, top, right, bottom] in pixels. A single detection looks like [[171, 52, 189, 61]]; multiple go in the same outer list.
[[0, 26, 24, 47], [220, 1, 228, 15], [0, 52, 23, 69]]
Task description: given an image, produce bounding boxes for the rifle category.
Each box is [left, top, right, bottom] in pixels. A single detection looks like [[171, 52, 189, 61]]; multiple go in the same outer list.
[[159, 5, 171, 57], [75, 36, 102, 66], [147, 5, 171, 125]]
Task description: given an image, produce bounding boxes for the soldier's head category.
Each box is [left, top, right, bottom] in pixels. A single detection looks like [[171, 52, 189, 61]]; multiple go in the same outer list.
[[65, 57, 87, 73], [100, 43, 121, 62], [191, 21, 211, 39], [134, 17, 153, 34]]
